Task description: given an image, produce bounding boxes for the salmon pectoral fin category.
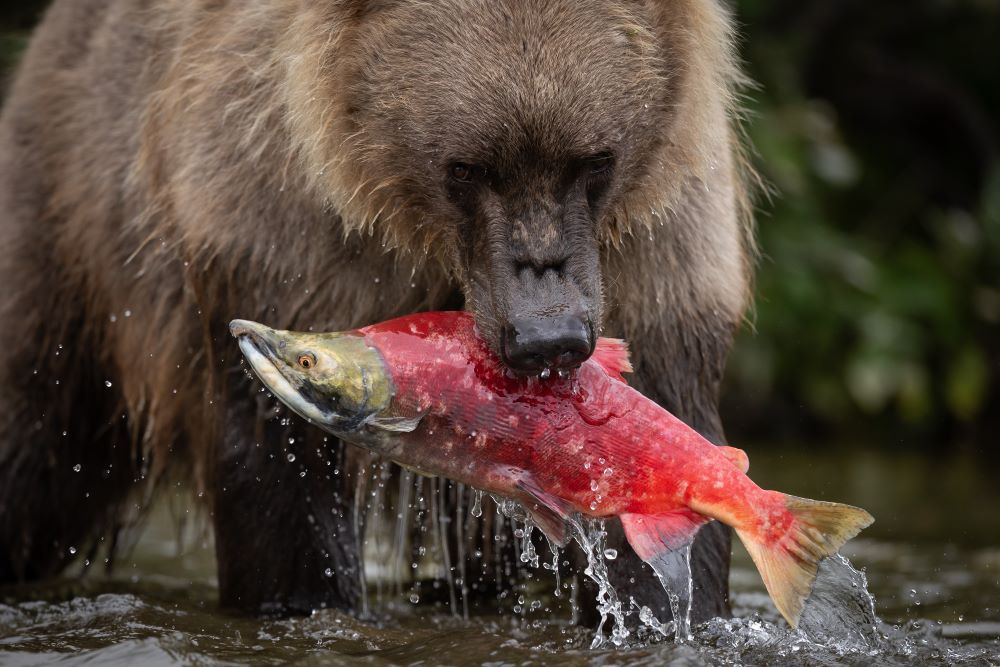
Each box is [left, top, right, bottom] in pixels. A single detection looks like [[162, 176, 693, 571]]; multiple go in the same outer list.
[[367, 411, 426, 433], [620, 509, 712, 563], [736, 495, 874, 629], [592, 337, 633, 381], [513, 476, 574, 548]]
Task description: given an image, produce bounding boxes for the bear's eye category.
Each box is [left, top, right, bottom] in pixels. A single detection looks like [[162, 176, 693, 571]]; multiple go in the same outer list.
[[448, 162, 480, 184], [298, 354, 317, 370], [587, 153, 614, 176]]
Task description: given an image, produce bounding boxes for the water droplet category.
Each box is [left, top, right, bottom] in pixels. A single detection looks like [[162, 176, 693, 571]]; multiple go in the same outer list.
[[104, 380, 112, 388], [539, 368, 551, 379], [68, 546, 77, 555], [408, 593, 419, 604], [324, 567, 334, 577], [287, 453, 296, 462], [604, 548, 618, 560], [299, 471, 306, 478], [589, 501, 598, 510], [124, 309, 132, 318], [72, 464, 81, 472], [590, 480, 599, 492], [604, 467, 613, 476], [471, 489, 483, 518]]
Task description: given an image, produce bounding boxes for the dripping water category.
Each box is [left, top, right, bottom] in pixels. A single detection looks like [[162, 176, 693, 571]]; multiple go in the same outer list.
[[470, 489, 483, 518], [352, 467, 370, 618], [355, 468, 884, 654], [430, 477, 459, 615], [641, 542, 694, 642], [566, 517, 630, 648], [541, 537, 562, 598], [390, 469, 415, 599], [454, 482, 470, 620]]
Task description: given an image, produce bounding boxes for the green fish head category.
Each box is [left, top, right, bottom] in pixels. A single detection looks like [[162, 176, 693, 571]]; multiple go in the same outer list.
[[230, 319, 392, 434]]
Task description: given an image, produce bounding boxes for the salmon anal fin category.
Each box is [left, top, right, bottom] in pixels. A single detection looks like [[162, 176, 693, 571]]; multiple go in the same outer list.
[[620, 509, 712, 562], [720, 446, 750, 474], [513, 474, 574, 547], [592, 337, 633, 381]]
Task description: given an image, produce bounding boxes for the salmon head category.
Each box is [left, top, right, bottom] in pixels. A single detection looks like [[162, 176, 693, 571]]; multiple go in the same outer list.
[[229, 319, 393, 435]]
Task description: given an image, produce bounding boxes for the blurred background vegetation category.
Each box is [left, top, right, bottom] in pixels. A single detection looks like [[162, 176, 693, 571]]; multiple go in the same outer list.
[[2, 1, 998, 451], [725, 0, 999, 453]]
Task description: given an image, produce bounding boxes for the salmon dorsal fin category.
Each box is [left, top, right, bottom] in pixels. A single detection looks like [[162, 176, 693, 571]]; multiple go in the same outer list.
[[592, 337, 633, 381], [720, 446, 750, 474]]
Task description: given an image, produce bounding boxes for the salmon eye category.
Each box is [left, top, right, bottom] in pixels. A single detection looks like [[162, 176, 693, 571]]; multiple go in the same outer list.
[[298, 354, 316, 369]]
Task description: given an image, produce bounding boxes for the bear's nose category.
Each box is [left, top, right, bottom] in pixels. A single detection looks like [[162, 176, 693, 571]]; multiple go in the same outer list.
[[502, 314, 593, 374]]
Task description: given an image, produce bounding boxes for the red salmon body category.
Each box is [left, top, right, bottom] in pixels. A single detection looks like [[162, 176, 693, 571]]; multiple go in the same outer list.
[[232, 310, 873, 628], [360, 312, 760, 526]]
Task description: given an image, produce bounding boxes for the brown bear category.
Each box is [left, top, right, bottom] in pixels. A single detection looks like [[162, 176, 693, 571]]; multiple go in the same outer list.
[[0, 0, 753, 621]]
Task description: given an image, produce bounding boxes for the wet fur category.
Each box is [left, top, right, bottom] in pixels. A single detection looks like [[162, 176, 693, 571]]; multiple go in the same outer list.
[[0, 0, 753, 620]]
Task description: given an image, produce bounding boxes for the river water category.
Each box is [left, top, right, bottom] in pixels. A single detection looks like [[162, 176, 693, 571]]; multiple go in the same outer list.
[[1, 446, 998, 666]]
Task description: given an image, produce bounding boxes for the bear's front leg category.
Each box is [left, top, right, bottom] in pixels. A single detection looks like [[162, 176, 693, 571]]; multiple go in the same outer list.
[[214, 389, 362, 614]]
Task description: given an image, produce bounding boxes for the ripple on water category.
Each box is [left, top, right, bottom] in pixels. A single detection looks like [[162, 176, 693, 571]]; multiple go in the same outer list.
[[0, 589, 998, 666], [2, 499, 999, 667]]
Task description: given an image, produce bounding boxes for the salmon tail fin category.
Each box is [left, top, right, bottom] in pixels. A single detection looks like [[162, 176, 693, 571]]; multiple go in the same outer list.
[[592, 337, 633, 381], [736, 495, 874, 629]]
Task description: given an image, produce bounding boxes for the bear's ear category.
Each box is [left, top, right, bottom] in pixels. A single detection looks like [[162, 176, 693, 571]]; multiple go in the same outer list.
[[591, 337, 633, 382]]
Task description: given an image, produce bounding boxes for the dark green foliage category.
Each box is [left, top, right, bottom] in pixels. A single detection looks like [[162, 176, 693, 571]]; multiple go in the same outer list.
[[724, 1, 1000, 444]]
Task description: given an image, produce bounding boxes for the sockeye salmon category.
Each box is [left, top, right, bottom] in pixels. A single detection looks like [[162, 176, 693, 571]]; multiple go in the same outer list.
[[230, 311, 873, 628]]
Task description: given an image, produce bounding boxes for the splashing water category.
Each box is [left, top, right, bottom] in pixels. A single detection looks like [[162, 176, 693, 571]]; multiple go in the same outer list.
[[7, 444, 1000, 665], [350, 463, 897, 655], [799, 553, 883, 648], [641, 542, 695, 642], [566, 517, 631, 648]]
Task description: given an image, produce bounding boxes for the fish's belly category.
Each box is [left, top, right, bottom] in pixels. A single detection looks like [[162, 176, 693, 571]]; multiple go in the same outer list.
[[394, 419, 510, 492]]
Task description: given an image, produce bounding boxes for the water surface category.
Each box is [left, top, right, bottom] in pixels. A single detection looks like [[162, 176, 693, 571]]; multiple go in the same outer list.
[[1, 446, 998, 666]]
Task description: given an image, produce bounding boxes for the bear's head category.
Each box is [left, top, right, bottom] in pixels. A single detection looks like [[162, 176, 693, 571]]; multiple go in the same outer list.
[[290, 0, 740, 375]]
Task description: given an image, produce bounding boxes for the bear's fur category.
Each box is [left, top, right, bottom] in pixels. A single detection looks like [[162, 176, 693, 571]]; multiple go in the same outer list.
[[0, 0, 753, 619]]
